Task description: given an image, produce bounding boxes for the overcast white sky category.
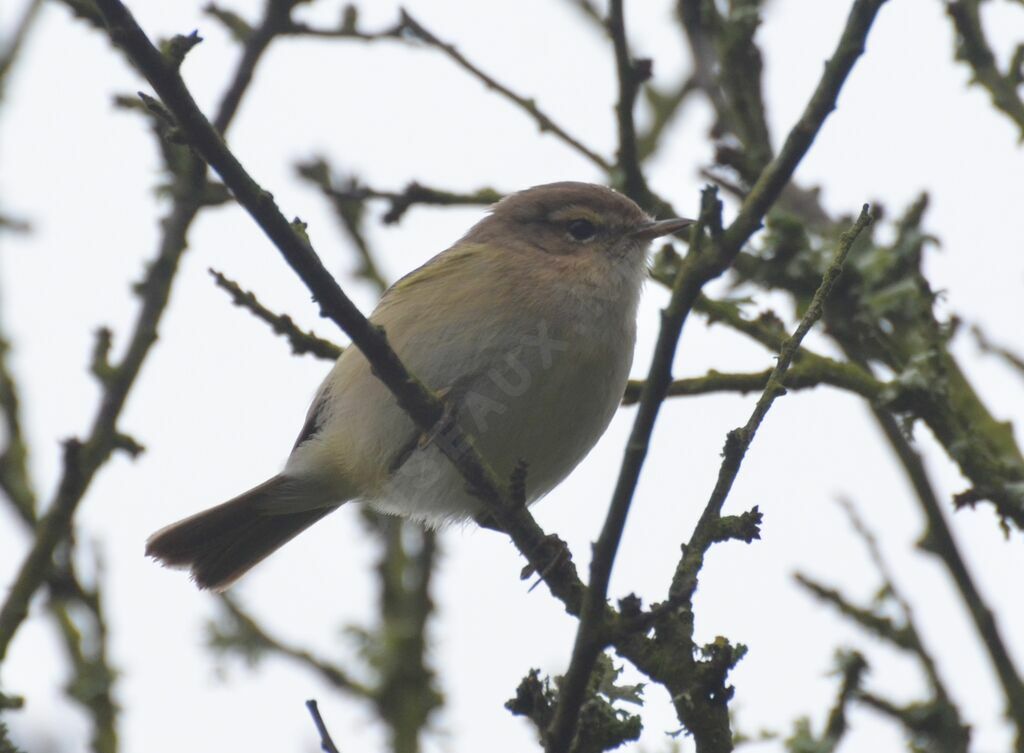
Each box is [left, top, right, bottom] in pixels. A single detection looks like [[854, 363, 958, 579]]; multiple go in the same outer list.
[[3, 1, 1024, 751]]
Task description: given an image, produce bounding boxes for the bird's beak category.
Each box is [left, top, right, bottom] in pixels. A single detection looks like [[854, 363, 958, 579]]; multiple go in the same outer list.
[[630, 217, 695, 240]]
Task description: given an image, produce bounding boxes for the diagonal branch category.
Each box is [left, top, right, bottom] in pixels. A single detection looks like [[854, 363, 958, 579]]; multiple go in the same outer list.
[[865, 400, 1024, 749], [0, 0, 43, 102], [397, 11, 611, 172], [211, 595, 373, 697], [545, 0, 886, 744], [209, 268, 343, 360], [89, 0, 588, 616], [0, 0, 299, 664], [947, 0, 1024, 139]]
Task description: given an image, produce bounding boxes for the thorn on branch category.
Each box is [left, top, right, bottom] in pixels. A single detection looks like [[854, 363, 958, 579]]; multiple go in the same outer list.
[[112, 431, 145, 458], [90, 327, 116, 386], [136, 91, 187, 144], [713, 506, 763, 544], [161, 30, 202, 70], [290, 217, 310, 243], [617, 593, 642, 619], [632, 57, 653, 84]]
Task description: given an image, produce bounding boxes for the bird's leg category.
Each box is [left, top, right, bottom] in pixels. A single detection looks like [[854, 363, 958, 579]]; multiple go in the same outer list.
[[520, 533, 572, 590], [417, 386, 456, 449], [389, 386, 459, 474], [474, 510, 506, 532]]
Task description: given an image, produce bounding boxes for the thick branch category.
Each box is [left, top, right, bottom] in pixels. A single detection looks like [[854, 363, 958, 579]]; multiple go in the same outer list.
[[90, 0, 588, 614], [545, 0, 886, 741]]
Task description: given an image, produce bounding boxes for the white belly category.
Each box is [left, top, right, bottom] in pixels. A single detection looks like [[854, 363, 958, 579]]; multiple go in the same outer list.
[[368, 320, 634, 525]]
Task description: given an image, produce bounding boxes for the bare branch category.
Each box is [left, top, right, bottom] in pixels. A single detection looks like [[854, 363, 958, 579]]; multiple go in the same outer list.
[[622, 357, 884, 405], [305, 700, 342, 753], [947, 0, 1024, 139], [397, 11, 611, 172], [209, 268, 343, 361], [210, 595, 372, 698], [0, 0, 43, 102], [608, 0, 650, 205], [89, 0, 589, 616], [297, 160, 502, 227], [0, 0, 296, 665], [0, 332, 36, 520], [866, 404, 1024, 748], [972, 323, 1024, 380], [545, 0, 888, 738]]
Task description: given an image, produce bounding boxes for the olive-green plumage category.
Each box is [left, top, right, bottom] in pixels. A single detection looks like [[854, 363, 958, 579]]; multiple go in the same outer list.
[[147, 182, 691, 590]]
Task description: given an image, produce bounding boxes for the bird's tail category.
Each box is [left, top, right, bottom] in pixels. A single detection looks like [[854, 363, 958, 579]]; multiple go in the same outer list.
[[145, 475, 340, 591]]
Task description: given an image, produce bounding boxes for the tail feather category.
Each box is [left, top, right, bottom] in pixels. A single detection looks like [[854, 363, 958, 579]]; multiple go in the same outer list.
[[146, 475, 339, 591]]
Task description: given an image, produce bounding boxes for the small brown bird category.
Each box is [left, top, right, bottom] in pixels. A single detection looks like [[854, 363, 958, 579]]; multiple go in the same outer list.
[[147, 182, 691, 590]]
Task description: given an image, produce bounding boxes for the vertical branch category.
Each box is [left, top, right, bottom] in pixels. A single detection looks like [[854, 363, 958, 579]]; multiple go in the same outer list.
[[369, 520, 440, 753], [867, 404, 1024, 750], [545, 1, 885, 743], [0, 0, 303, 697], [607, 0, 650, 205]]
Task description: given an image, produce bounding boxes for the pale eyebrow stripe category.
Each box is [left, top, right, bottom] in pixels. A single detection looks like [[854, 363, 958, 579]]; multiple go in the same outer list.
[[547, 206, 604, 225]]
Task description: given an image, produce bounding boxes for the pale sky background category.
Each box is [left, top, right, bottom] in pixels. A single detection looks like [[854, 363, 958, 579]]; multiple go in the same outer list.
[[3, 1, 1024, 752]]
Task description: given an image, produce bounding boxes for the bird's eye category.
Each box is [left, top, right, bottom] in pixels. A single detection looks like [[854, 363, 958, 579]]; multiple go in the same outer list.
[[566, 219, 597, 241]]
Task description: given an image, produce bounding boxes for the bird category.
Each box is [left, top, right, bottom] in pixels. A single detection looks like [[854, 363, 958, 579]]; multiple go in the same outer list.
[[146, 181, 692, 590]]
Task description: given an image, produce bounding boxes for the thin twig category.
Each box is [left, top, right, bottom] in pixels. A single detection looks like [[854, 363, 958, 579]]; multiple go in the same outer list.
[[622, 358, 884, 405], [636, 76, 699, 162], [608, 0, 650, 205], [865, 401, 1024, 749], [670, 206, 871, 604], [213, 0, 298, 134], [0, 0, 294, 663], [297, 161, 502, 227], [0, 332, 36, 520], [0, 0, 43, 101], [972, 324, 1024, 379], [90, 0, 589, 615], [209, 268, 343, 360], [545, 0, 886, 740], [947, 0, 1024, 139], [287, 9, 611, 171], [720, 0, 887, 255], [397, 11, 611, 172], [0, 172, 202, 660], [212, 596, 373, 697], [838, 499, 965, 724], [305, 700, 342, 753]]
